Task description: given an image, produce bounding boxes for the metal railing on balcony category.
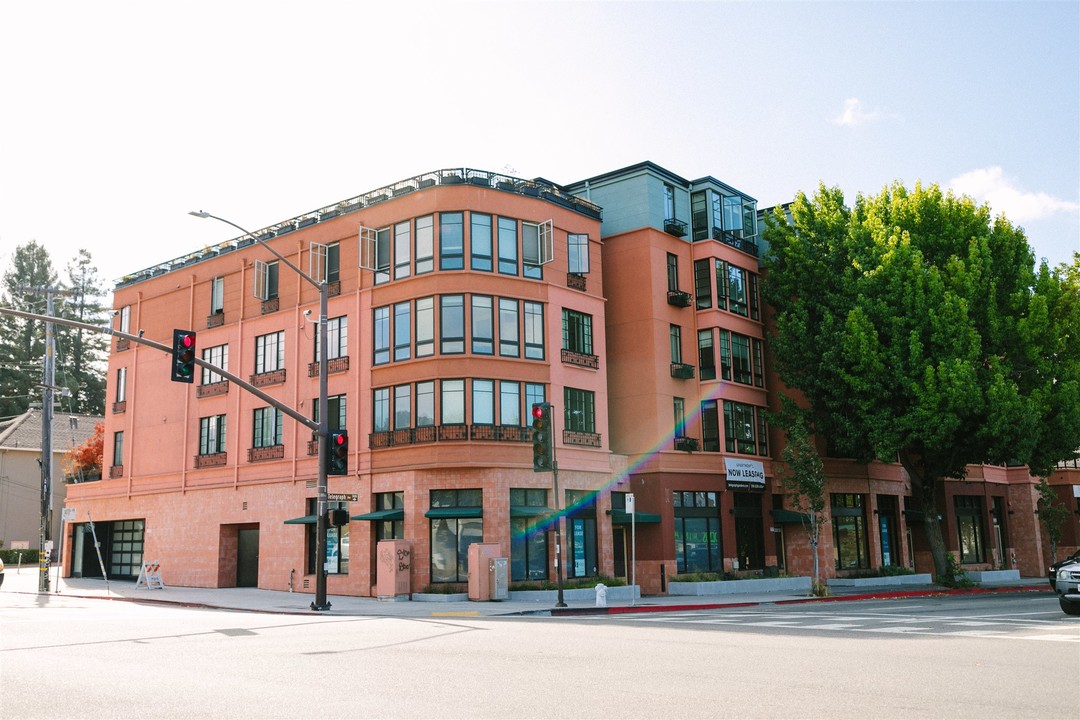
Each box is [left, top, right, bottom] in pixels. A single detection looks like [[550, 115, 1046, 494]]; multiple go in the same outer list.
[[664, 218, 688, 237], [666, 290, 693, 307]]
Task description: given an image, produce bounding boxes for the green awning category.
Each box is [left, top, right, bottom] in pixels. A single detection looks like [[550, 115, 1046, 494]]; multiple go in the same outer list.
[[351, 509, 404, 522], [283, 514, 317, 525], [771, 509, 812, 524], [424, 507, 483, 519], [510, 506, 555, 518], [610, 510, 661, 525]]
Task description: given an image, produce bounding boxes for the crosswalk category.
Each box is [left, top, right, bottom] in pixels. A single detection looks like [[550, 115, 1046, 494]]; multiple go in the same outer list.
[[600, 609, 1080, 643]]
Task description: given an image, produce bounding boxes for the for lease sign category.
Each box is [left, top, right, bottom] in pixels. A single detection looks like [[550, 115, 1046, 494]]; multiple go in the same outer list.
[[725, 458, 765, 489]]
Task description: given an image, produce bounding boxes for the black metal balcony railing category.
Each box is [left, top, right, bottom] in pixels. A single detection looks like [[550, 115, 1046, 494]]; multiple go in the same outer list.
[[670, 362, 696, 380], [117, 168, 603, 289], [664, 218, 688, 238], [666, 290, 693, 307], [674, 436, 699, 452], [561, 348, 600, 370]]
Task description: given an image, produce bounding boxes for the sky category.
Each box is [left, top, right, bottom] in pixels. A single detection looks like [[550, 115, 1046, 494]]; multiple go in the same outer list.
[[0, 1, 1077, 289]]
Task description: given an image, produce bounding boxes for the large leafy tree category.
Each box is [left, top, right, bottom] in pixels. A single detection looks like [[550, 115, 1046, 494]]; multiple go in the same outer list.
[[762, 183, 1080, 579], [0, 241, 57, 419], [57, 250, 109, 414]]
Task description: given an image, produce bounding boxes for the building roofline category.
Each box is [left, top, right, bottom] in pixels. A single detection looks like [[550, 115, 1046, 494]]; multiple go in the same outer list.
[[565, 161, 691, 190]]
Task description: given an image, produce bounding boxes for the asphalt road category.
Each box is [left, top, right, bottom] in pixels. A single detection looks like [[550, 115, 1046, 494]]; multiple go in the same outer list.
[[3, 591, 1076, 719]]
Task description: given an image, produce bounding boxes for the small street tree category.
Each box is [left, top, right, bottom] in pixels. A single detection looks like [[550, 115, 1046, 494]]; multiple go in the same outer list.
[[63, 420, 104, 483], [763, 183, 1080, 581], [774, 399, 828, 596], [1036, 477, 1070, 563]]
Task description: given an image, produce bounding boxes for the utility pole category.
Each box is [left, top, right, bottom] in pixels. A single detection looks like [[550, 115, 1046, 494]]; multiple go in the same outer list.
[[17, 285, 73, 593]]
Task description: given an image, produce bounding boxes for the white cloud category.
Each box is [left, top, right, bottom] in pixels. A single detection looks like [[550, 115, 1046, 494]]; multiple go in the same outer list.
[[832, 97, 891, 127], [948, 166, 1080, 223]]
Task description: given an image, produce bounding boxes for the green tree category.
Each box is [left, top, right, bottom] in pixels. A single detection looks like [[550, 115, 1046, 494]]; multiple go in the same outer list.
[[57, 249, 109, 414], [1035, 477, 1070, 563], [774, 398, 828, 595], [0, 241, 57, 419], [762, 183, 1080, 580]]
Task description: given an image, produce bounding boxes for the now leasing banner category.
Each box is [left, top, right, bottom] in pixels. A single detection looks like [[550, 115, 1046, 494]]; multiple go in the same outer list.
[[725, 458, 765, 489]]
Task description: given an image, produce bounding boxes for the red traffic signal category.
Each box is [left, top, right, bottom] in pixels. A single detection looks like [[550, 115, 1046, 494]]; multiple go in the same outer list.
[[170, 330, 196, 383], [326, 430, 349, 476], [531, 402, 553, 472]]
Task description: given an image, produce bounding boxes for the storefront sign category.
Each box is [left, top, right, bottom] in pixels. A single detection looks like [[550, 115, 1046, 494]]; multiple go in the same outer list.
[[725, 458, 765, 489]]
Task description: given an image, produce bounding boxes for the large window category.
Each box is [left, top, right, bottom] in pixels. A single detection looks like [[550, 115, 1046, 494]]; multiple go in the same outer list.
[[470, 213, 493, 271], [253, 407, 283, 448], [955, 495, 987, 564], [441, 379, 465, 425], [199, 415, 226, 455], [564, 388, 595, 433], [565, 490, 597, 578], [472, 379, 494, 425], [723, 400, 768, 456], [568, 233, 589, 274], [393, 303, 411, 362], [510, 488, 549, 581], [394, 220, 411, 280], [430, 489, 483, 583], [698, 330, 715, 381], [471, 296, 494, 355], [701, 400, 721, 452], [562, 309, 593, 355], [416, 297, 434, 357], [254, 331, 284, 374], [832, 494, 869, 570], [497, 217, 518, 275], [523, 302, 544, 360], [307, 498, 349, 575], [201, 344, 228, 385], [373, 307, 390, 365], [415, 215, 434, 274], [439, 212, 464, 270], [694, 259, 713, 310], [440, 295, 465, 354], [375, 492, 404, 542], [499, 298, 519, 357], [673, 490, 721, 573], [315, 316, 348, 362]]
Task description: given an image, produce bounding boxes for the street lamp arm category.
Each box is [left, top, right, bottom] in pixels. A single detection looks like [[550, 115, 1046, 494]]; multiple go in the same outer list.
[[189, 211, 323, 292]]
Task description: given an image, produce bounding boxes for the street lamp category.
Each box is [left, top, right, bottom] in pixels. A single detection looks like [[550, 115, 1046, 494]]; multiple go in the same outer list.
[[189, 210, 333, 611]]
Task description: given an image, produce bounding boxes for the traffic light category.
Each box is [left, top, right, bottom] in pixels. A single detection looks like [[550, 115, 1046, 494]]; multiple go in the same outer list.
[[170, 330, 196, 383], [531, 402, 553, 472], [326, 430, 349, 476], [327, 508, 349, 527]]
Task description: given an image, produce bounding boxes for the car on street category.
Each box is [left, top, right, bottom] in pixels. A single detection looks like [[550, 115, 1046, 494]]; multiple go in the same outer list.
[[1047, 549, 1080, 588], [1053, 555, 1080, 615]]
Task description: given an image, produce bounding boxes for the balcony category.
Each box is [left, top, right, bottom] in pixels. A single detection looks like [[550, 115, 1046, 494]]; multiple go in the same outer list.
[[194, 452, 227, 469], [196, 380, 229, 398], [670, 362, 696, 380], [308, 356, 350, 378], [674, 437, 699, 453], [666, 290, 693, 308], [247, 444, 284, 462], [664, 218, 688, 238], [250, 369, 286, 387], [561, 348, 600, 370]]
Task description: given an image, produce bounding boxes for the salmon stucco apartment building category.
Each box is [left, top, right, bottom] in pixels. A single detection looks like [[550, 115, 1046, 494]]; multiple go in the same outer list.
[[63, 162, 1080, 595]]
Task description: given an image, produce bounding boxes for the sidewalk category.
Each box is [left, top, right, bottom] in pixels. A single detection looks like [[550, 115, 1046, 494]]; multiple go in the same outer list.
[[0, 564, 1051, 618]]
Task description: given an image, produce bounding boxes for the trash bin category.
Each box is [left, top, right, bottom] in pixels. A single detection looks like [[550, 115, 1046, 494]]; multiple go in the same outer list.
[[595, 583, 607, 607]]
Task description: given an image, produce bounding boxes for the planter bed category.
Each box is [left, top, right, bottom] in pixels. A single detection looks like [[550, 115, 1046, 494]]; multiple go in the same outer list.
[[826, 573, 933, 588], [668, 576, 811, 596]]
